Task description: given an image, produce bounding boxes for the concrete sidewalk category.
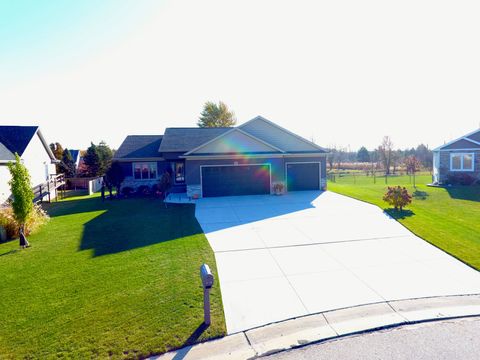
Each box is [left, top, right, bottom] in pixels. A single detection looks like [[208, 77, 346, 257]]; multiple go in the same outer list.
[[152, 294, 480, 360]]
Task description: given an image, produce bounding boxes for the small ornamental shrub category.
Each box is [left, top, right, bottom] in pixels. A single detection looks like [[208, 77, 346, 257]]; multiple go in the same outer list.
[[121, 187, 134, 196], [0, 204, 49, 240], [136, 185, 150, 197], [383, 186, 412, 211], [151, 184, 160, 196], [446, 173, 477, 186]]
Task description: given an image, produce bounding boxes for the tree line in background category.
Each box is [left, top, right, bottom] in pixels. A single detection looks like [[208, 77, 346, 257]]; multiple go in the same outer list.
[[327, 136, 433, 175], [49, 141, 114, 178]]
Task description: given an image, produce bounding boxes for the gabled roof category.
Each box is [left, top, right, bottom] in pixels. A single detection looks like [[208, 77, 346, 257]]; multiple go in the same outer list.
[[0, 126, 39, 158], [0, 126, 57, 163], [434, 128, 480, 151], [239, 116, 327, 153], [159, 127, 231, 153], [184, 127, 285, 156], [114, 135, 163, 159], [69, 149, 80, 162]]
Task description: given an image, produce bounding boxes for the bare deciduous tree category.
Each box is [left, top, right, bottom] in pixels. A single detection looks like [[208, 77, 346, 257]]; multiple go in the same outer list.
[[378, 136, 394, 175]]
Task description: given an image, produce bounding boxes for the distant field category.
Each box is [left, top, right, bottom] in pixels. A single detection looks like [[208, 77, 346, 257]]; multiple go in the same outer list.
[[328, 174, 480, 270]]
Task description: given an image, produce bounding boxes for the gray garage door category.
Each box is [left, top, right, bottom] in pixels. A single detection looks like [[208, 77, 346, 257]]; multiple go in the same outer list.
[[202, 165, 271, 197], [286, 163, 320, 191]]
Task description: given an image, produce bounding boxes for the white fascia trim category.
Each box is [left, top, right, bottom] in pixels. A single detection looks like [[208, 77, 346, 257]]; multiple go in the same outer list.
[[433, 129, 480, 151], [113, 157, 165, 162], [181, 153, 327, 160], [182, 154, 285, 160], [438, 147, 480, 152], [282, 153, 327, 157], [36, 129, 58, 163], [239, 115, 328, 152], [184, 127, 285, 155]]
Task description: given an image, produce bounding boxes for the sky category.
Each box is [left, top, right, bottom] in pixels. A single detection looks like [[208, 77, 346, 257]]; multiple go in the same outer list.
[[1, 0, 480, 152]]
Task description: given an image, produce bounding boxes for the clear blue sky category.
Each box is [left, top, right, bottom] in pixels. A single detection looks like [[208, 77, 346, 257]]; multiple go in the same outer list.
[[1, 0, 480, 151]]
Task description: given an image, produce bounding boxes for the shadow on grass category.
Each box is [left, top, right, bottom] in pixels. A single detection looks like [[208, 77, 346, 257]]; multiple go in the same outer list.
[[0, 249, 20, 257], [171, 323, 209, 360], [44, 196, 203, 257], [413, 190, 429, 200], [445, 185, 480, 202], [384, 208, 415, 220]]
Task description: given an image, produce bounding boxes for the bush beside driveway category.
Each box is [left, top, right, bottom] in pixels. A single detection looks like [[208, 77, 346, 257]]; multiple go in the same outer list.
[[329, 175, 480, 270]]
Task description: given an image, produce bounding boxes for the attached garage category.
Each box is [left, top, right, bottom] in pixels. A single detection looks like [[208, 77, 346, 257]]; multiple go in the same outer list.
[[201, 164, 271, 197], [286, 162, 320, 191]]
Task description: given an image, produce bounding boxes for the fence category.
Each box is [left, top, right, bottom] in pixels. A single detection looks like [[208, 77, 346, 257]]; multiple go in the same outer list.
[[66, 177, 103, 195], [327, 171, 433, 186]]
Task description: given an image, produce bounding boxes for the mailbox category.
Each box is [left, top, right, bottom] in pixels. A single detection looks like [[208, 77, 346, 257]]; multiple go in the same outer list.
[[200, 263, 214, 325], [200, 264, 214, 289]]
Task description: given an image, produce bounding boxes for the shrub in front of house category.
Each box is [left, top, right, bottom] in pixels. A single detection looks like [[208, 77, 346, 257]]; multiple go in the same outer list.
[[136, 185, 151, 197], [0, 204, 49, 241], [445, 173, 477, 186], [121, 187, 134, 197], [383, 186, 412, 211]]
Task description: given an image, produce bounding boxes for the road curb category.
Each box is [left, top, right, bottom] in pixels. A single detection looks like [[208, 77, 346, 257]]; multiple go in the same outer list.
[[150, 294, 480, 359]]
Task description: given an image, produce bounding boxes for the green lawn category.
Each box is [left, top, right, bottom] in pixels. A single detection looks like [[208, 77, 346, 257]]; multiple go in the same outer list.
[[0, 194, 226, 359], [328, 174, 480, 270]]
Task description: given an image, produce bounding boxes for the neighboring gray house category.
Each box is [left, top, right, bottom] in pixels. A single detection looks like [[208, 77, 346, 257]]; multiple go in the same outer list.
[[433, 128, 480, 184], [0, 126, 59, 204], [114, 116, 328, 197]]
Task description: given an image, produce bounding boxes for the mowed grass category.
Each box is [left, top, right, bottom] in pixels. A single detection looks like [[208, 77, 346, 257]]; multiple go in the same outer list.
[[329, 173, 480, 270], [0, 194, 226, 359]]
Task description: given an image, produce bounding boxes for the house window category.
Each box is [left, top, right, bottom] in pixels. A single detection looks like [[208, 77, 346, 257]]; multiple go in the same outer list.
[[175, 162, 185, 183], [133, 162, 157, 180], [450, 153, 474, 171]]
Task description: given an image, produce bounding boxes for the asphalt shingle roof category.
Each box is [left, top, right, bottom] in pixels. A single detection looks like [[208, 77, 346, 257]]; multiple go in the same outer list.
[[68, 149, 80, 162], [0, 126, 38, 160], [158, 127, 232, 153], [114, 135, 163, 159]]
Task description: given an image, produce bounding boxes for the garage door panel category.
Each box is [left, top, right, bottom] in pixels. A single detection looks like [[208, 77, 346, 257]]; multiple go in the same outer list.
[[202, 165, 271, 197], [287, 163, 320, 191]]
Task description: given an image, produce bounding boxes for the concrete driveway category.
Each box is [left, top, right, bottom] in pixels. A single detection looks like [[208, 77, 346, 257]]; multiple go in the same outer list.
[[195, 191, 480, 334]]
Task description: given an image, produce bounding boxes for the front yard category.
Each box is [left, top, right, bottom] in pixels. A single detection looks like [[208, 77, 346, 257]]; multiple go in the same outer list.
[[329, 174, 480, 270], [0, 194, 225, 359]]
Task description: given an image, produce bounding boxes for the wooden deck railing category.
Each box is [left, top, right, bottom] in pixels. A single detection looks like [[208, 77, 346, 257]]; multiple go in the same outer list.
[[32, 174, 66, 203]]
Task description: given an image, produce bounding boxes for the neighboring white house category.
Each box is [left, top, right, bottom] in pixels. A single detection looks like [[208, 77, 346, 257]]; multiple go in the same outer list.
[[0, 126, 59, 204]]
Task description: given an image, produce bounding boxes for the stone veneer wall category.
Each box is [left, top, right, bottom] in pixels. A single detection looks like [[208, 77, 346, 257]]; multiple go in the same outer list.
[[122, 176, 159, 190]]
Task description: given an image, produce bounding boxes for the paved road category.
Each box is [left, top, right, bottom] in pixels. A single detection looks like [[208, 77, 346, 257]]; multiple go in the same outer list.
[[195, 191, 480, 333], [266, 317, 480, 360]]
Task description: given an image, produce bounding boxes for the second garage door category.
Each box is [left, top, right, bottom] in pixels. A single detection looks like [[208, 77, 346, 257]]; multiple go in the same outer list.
[[202, 165, 271, 197], [286, 162, 320, 191]]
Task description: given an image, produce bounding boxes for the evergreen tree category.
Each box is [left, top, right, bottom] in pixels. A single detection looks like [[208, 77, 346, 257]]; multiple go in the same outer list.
[[83, 143, 101, 177], [61, 149, 77, 178], [97, 141, 113, 175], [356, 146, 370, 162]]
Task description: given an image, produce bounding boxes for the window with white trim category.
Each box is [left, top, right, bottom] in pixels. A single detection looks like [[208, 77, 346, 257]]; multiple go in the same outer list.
[[450, 153, 474, 171], [133, 162, 157, 180]]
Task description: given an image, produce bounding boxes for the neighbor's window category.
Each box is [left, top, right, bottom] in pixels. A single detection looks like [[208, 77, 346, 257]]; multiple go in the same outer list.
[[133, 162, 157, 180], [450, 153, 474, 171]]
